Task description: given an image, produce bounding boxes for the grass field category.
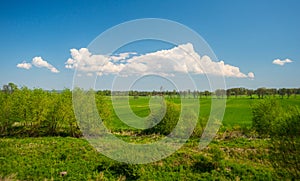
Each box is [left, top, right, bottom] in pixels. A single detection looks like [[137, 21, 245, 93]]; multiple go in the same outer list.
[[106, 96, 300, 131], [1, 96, 300, 180]]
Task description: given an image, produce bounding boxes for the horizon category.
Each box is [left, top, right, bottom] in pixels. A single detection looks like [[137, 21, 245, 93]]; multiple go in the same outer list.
[[1, 82, 299, 93]]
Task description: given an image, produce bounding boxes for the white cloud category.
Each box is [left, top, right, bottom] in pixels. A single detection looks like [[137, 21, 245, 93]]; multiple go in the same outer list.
[[272, 58, 293, 66], [110, 52, 137, 62], [247, 72, 254, 79], [32, 57, 59, 73], [65, 43, 254, 78], [17, 61, 32, 70], [65, 48, 109, 72]]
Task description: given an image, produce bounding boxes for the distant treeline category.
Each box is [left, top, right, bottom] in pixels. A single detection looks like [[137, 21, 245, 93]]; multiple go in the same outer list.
[[99, 87, 300, 99]]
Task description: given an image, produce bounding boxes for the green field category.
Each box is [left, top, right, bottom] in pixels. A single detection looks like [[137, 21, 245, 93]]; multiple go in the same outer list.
[[107, 96, 300, 130], [1, 95, 300, 180]]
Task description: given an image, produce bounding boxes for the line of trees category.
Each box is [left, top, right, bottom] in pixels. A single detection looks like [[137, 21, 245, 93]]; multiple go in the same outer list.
[[98, 87, 300, 99], [216, 87, 299, 99]]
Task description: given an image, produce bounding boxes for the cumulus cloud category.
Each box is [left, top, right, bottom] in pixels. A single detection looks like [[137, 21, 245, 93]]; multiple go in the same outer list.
[[65, 43, 254, 78], [32, 57, 59, 73], [110, 52, 137, 62], [17, 57, 59, 73], [65, 48, 109, 72], [17, 61, 32, 70], [272, 58, 293, 66]]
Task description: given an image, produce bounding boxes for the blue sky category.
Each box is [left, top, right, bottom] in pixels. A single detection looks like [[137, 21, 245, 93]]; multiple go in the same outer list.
[[0, 0, 299, 90]]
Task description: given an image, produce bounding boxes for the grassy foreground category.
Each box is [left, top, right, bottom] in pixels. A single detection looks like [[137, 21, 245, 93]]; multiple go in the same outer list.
[[0, 136, 274, 181]]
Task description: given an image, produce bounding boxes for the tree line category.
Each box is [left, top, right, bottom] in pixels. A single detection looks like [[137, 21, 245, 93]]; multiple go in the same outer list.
[[98, 87, 300, 99]]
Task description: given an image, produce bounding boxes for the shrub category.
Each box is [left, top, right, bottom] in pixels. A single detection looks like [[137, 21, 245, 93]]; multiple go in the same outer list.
[[144, 101, 180, 135], [251, 99, 300, 179], [269, 110, 300, 179], [252, 99, 284, 137]]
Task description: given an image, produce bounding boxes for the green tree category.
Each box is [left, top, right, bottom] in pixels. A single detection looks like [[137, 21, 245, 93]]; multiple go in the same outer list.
[[0, 91, 14, 136], [247, 89, 254, 99], [256, 87, 266, 99], [278, 88, 286, 99], [204, 90, 210, 98], [226, 89, 231, 98], [286, 88, 293, 99]]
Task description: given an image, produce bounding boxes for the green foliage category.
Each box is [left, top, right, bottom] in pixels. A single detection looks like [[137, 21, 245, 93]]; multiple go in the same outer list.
[[108, 163, 141, 180], [209, 146, 224, 164], [0, 137, 276, 181], [270, 108, 300, 179], [252, 99, 300, 138], [252, 99, 300, 179], [252, 99, 284, 137], [0, 137, 113, 180], [0, 91, 14, 135], [0, 86, 111, 137], [144, 101, 180, 135]]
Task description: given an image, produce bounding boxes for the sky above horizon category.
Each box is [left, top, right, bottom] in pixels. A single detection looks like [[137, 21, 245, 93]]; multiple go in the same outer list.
[[0, 0, 299, 91]]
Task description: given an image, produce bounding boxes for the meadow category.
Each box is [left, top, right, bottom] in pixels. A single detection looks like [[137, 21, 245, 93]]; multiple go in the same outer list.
[[1, 89, 300, 180], [106, 95, 299, 131]]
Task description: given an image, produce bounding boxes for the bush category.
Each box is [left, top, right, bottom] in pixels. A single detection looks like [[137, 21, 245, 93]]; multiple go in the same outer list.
[[143, 99, 205, 138], [269, 111, 300, 179], [251, 99, 300, 179], [252, 99, 284, 137], [144, 101, 180, 135]]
